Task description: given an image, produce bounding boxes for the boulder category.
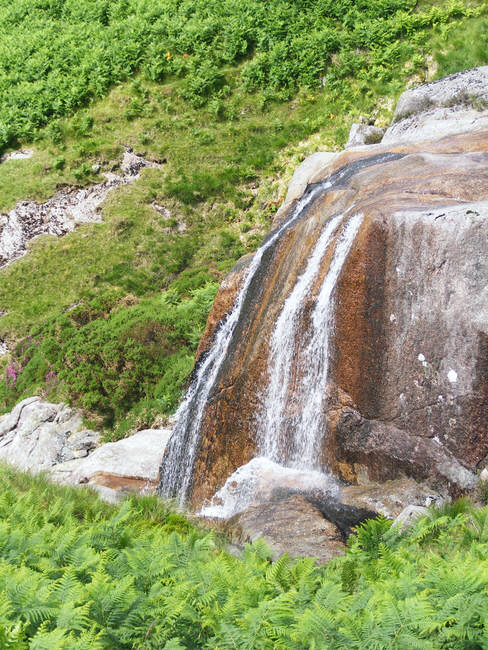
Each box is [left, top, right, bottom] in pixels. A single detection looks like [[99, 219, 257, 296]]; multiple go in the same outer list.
[[346, 123, 385, 148], [330, 408, 477, 496], [0, 397, 99, 471], [383, 66, 488, 144], [223, 492, 345, 563], [50, 428, 172, 495]]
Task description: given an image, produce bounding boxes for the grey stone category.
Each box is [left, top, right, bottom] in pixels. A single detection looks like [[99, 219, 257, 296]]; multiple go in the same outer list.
[[394, 505, 429, 529], [50, 427, 172, 491], [346, 123, 385, 148], [0, 397, 99, 471], [0, 397, 172, 499], [0, 149, 34, 163], [383, 66, 488, 144], [393, 67, 488, 122]]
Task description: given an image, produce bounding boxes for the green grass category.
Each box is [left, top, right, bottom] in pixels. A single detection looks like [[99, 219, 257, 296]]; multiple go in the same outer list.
[[0, 1, 486, 434], [3, 464, 488, 647], [0, 0, 482, 152]]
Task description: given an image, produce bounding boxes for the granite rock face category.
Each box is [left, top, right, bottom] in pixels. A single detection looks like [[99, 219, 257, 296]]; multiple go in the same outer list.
[[0, 397, 99, 471], [0, 397, 171, 501], [383, 66, 488, 144], [164, 68, 488, 508]]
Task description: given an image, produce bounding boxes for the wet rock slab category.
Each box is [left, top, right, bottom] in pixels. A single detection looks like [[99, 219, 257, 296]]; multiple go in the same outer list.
[[222, 492, 345, 564], [172, 66, 488, 508]]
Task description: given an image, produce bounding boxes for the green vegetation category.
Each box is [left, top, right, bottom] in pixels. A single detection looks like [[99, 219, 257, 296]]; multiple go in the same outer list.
[[0, 0, 483, 152], [0, 0, 487, 434], [2, 465, 488, 648], [0, 285, 218, 437]]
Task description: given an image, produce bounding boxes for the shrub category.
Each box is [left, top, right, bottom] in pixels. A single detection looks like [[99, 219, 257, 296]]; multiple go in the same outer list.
[[0, 284, 218, 431]]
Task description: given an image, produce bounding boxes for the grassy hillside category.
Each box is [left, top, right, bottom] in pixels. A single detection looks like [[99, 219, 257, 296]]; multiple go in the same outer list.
[[2, 464, 488, 648], [0, 0, 486, 436]]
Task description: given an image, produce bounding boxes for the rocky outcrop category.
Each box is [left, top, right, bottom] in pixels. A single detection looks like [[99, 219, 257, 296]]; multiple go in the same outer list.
[[0, 397, 171, 501], [51, 428, 172, 499], [383, 66, 488, 144], [161, 67, 488, 510], [0, 150, 159, 268], [0, 397, 99, 471]]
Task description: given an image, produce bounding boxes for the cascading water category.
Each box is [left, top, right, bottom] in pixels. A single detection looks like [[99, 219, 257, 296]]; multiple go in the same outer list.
[[288, 213, 363, 465], [159, 177, 335, 504], [202, 213, 363, 517], [258, 211, 361, 463], [160, 151, 402, 508], [259, 212, 363, 467]]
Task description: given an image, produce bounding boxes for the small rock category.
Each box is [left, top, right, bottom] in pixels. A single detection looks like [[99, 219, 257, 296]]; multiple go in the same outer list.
[[0, 398, 93, 471], [480, 467, 488, 482], [91, 163, 101, 173], [394, 504, 429, 529], [72, 449, 88, 459], [0, 149, 34, 163], [346, 123, 385, 148]]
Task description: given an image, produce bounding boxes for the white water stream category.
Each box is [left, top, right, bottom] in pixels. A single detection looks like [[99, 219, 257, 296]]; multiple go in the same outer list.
[[288, 213, 363, 465], [258, 214, 343, 461], [202, 213, 363, 517], [160, 152, 399, 512], [159, 178, 334, 504]]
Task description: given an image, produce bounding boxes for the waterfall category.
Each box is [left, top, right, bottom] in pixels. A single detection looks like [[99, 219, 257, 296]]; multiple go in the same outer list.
[[160, 152, 401, 506], [159, 177, 335, 504], [258, 213, 363, 468], [201, 212, 363, 518], [289, 213, 363, 464], [259, 212, 362, 465], [258, 213, 343, 461]]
